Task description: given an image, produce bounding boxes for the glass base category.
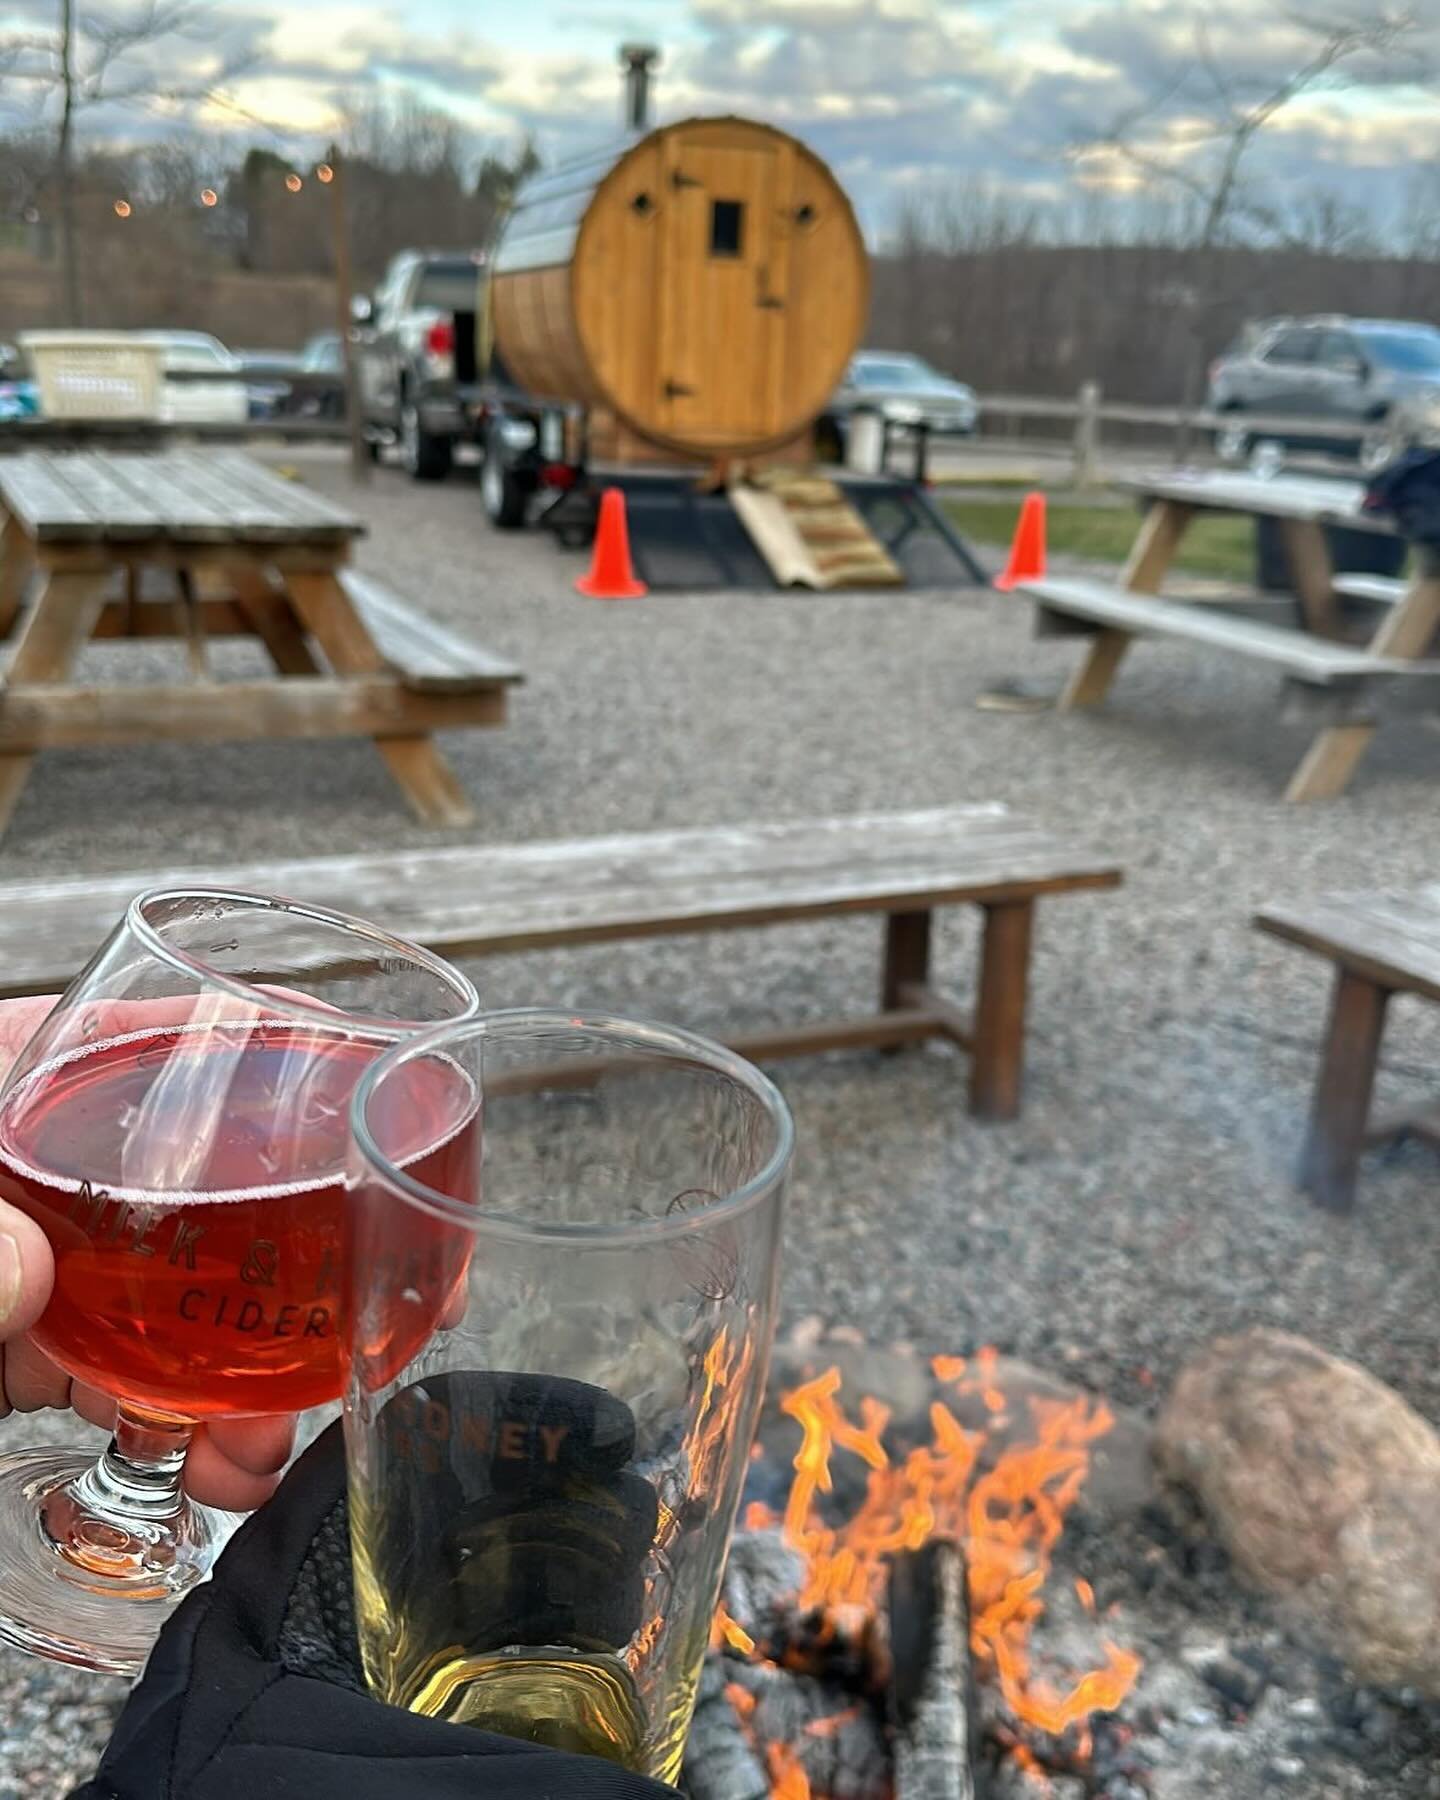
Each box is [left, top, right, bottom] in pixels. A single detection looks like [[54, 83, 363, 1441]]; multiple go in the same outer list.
[[0, 1446, 240, 1675]]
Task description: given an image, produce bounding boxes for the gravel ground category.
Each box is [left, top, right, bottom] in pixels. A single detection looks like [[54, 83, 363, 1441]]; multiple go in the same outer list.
[[0, 452, 1437, 1795]]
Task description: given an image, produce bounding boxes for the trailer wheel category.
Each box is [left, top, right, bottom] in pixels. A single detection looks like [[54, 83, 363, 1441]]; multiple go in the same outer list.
[[481, 444, 529, 528]]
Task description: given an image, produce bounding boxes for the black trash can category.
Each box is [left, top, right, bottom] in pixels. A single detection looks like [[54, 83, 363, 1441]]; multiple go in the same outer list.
[[1256, 516, 1407, 593]]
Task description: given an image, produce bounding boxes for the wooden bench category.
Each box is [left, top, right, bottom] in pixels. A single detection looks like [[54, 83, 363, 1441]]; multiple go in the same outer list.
[[1256, 888, 1440, 1212], [1332, 573, 1407, 610], [1021, 574, 1440, 799], [0, 804, 1121, 1121], [338, 571, 523, 696]]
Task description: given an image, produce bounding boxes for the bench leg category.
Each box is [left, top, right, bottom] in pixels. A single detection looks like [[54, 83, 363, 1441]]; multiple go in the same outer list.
[[285, 570, 475, 827], [881, 909, 932, 1012], [1284, 725, 1374, 804], [1297, 968, 1389, 1214], [0, 516, 33, 639], [970, 899, 1033, 1120], [0, 569, 108, 838], [1276, 518, 1339, 638], [1060, 628, 1131, 709], [230, 568, 322, 676]]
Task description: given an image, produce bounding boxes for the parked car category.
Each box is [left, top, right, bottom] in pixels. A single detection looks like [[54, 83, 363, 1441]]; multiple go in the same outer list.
[[142, 331, 250, 427], [354, 251, 485, 479], [300, 332, 344, 375], [1208, 315, 1440, 471], [825, 351, 979, 449], [235, 348, 300, 420]]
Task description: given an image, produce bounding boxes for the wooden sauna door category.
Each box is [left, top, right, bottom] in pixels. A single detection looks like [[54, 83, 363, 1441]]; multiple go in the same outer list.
[[657, 130, 793, 447]]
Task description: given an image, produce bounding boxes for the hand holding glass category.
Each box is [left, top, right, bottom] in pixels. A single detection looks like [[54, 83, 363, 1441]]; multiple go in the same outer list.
[[0, 888, 476, 1674]]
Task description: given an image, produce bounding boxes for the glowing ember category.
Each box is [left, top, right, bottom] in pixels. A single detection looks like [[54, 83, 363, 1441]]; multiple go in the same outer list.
[[767, 1742, 813, 1799], [719, 1352, 1141, 1789], [713, 1603, 756, 1656]]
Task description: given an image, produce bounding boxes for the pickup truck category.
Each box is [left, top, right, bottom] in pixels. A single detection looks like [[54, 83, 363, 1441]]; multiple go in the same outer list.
[[354, 250, 485, 480]]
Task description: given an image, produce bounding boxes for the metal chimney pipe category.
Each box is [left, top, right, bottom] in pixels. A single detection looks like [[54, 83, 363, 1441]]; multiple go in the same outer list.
[[619, 43, 659, 132]]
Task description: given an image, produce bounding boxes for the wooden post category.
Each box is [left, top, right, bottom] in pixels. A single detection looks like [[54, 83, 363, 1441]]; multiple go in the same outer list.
[[1073, 380, 1101, 491], [882, 910, 932, 1014], [970, 899, 1033, 1120], [325, 145, 370, 487], [1297, 968, 1390, 1214], [1058, 498, 1194, 711]]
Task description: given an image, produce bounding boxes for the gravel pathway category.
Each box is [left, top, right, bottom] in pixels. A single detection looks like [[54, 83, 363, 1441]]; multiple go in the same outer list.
[[1, 453, 1436, 1795]]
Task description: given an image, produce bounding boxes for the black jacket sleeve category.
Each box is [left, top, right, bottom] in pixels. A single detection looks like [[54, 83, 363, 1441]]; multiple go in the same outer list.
[[69, 1423, 678, 1800]]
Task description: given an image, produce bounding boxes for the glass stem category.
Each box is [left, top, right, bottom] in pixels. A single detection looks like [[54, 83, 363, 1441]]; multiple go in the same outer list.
[[67, 1405, 193, 1532]]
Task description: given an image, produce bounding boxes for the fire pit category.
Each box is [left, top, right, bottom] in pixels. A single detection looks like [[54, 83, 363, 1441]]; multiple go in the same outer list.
[[686, 1342, 1141, 1798]]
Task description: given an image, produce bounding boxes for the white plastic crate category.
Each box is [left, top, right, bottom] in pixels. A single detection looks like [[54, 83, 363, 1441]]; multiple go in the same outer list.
[[18, 331, 164, 421]]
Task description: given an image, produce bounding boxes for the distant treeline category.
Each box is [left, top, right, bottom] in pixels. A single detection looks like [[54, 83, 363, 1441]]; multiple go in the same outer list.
[[6, 109, 1440, 398], [870, 240, 1440, 403]]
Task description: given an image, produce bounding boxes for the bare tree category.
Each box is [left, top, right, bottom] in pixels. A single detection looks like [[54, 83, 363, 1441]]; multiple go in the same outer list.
[[0, 1, 250, 320], [1070, 5, 1422, 438]]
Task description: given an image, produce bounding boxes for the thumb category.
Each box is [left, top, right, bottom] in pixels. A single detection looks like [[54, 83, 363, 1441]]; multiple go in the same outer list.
[[0, 1199, 53, 1340]]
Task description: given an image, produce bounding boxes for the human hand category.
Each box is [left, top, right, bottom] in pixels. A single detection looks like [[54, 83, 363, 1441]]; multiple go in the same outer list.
[[0, 994, 295, 1511]]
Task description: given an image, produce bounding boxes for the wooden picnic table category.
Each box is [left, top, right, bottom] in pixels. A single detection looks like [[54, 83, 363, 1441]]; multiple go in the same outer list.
[[0, 448, 520, 834], [1039, 468, 1440, 802]]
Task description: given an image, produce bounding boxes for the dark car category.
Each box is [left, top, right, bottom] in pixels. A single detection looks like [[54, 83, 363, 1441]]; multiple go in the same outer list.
[[235, 349, 300, 420], [1208, 315, 1440, 471]]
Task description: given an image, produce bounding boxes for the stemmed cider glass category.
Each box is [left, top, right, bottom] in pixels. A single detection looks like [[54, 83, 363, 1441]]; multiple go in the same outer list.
[[0, 887, 478, 1675]]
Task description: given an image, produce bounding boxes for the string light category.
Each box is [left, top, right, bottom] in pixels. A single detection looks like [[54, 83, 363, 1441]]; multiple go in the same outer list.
[[113, 199, 132, 218], [315, 163, 334, 184], [200, 187, 218, 207], [285, 172, 303, 193]]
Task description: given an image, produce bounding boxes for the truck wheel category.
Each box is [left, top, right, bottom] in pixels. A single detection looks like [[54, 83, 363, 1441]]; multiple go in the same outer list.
[[400, 397, 452, 482], [480, 446, 530, 528]]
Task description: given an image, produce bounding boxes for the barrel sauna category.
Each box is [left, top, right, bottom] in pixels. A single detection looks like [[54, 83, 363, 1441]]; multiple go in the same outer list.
[[489, 117, 868, 461]]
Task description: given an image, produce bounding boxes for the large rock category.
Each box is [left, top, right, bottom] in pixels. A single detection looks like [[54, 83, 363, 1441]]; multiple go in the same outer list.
[[1155, 1328, 1440, 1693]]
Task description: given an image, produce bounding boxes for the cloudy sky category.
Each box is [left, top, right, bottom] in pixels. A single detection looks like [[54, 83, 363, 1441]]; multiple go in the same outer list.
[[4, 0, 1439, 236]]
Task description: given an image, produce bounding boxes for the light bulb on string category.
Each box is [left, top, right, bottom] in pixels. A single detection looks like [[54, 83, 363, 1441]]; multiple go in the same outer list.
[[315, 163, 334, 184], [200, 188, 218, 207], [113, 199, 132, 218], [285, 172, 303, 193]]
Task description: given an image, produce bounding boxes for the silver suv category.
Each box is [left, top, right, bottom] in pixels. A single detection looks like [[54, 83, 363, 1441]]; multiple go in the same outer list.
[[1208, 315, 1440, 471]]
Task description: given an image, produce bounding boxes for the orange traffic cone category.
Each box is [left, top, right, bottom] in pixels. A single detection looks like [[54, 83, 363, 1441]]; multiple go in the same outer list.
[[993, 491, 1047, 591], [576, 487, 648, 599]]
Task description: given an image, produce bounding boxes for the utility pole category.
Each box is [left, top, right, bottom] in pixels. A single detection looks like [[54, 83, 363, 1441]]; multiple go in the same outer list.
[[57, 0, 81, 322], [324, 144, 370, 485]]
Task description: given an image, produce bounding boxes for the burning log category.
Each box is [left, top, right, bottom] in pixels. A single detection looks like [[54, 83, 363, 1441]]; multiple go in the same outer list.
[[886, 1539, 982, 1800]]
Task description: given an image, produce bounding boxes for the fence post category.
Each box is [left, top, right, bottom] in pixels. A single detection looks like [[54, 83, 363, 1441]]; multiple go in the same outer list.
[[1073, 381, 1101, 490]]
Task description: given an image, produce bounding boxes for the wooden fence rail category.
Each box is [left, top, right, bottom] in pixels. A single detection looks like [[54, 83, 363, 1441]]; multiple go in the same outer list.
[[968, 384, 1373, 486]]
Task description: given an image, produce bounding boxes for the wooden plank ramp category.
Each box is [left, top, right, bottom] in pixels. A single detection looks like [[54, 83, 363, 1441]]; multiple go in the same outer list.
[[731, 471, 903, 590]]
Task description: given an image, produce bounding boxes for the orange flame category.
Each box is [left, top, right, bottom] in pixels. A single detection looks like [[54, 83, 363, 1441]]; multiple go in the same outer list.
[[713, 1603, 756, 1656], [735, 1354, 1139, 1760]]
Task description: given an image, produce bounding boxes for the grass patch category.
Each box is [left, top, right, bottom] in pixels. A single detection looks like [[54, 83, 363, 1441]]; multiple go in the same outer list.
[[941, 496, 1256, 582]]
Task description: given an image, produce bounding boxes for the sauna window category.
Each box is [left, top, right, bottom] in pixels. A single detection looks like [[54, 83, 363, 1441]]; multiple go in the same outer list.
[[710, 199, 744, 258]]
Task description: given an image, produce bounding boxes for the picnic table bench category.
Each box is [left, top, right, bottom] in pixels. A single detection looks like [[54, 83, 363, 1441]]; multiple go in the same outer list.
[[1257, 887, 1440, 1212], [1013, 470, 1440, 802], [0, 449, 522, 834], [0, 804, 1122, 1121]]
